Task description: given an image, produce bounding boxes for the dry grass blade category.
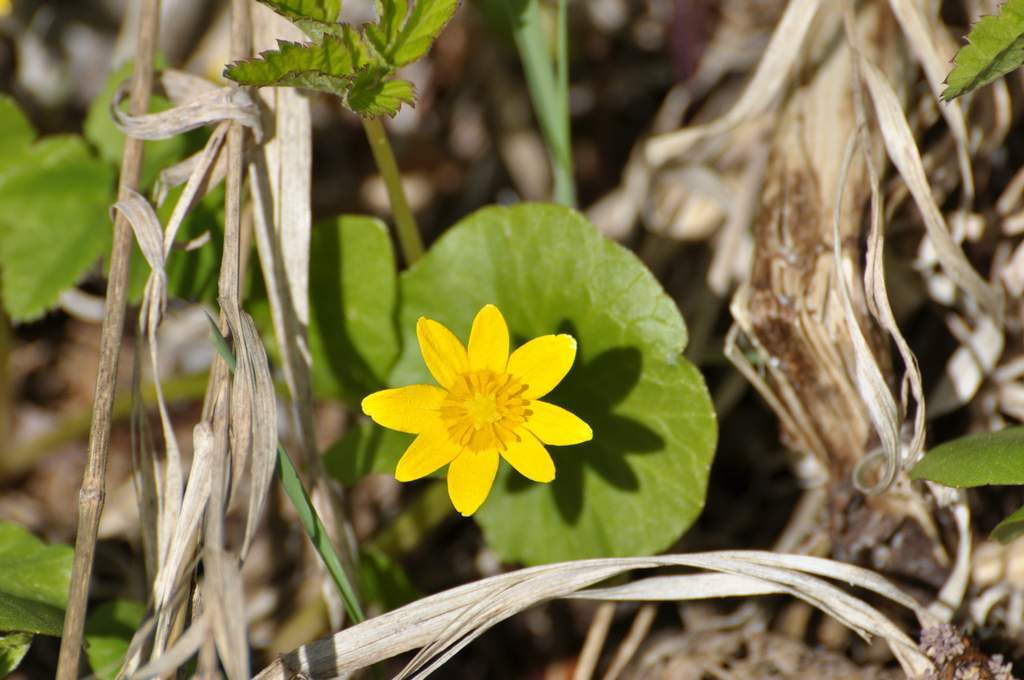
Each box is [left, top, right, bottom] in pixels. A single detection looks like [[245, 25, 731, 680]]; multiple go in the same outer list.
[[830, 132, 901, 494], [859, 57, 1002, 322], [645, 0, 822, 165], [204, 546, 250, 680], [256, 552, 934, 679], [602, 604, 655, 680], [248, 2, 360, 628], [886, 0, 973, 201], [112, 73, 262, 141], [55, 0, 159, 663]]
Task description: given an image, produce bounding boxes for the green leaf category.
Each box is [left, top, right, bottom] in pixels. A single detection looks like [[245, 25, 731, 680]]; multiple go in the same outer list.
[[0, 632, 32, 676], [83, 59, 197, 191], [84, 600, 146, 680], [943, 0, 1024, 100], [365, 0, 408, 56], [0, 97, 34, 154], [308, 215, 400, 403], [367, 0, 459, 67], [358, 546, 419, 610], [256, 0, 340, 23], [0, 108, 116, 321], [0, 522, 73, 637], [992, 505, 1024, 544], [389, 204, 716, 564], [224, 31, 370, 97], [324, 420, 412, 484], [278, 445, 365, 622], [347, 70, 416, 117], [910, 427, 1024, 487]]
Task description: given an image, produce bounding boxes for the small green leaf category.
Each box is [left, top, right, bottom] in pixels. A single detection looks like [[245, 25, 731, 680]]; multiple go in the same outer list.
[[0, 97, 34, 153], [389, 204, 716, 564], [256, 0, 341, 23], [910, 427, 1024, 487], [324, 420, 412, 484], [308, 215, 400, 403], [0, 631, 32, 676], [992, 505, 1024, 544], [358, 546, 419, 610], [224, 31, 369, 97], [943, 0, 1024, 100], [347, 70, 416, 117], [0, 522, 73, 637], [365, 0, 408, 57], [0, 106, 115, 321], [84, 600, 146, 680], [368, 0, 459, 67]]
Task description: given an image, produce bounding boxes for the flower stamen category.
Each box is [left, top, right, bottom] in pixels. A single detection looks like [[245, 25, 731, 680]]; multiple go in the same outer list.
[[441, 369, 530, 452]]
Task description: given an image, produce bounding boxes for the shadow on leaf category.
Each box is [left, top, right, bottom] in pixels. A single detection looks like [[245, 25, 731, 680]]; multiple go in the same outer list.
[[503, 336, 663, 524]]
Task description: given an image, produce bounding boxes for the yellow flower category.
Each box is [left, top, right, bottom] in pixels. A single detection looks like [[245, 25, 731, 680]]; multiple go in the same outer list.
[[361, 304, 592, 516]]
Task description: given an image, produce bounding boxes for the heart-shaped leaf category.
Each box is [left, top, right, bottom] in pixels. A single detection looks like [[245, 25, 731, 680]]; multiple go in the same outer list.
[[387, 203, 717, 563], [0, 522, 73, 637], [308, 215, 400, 403]]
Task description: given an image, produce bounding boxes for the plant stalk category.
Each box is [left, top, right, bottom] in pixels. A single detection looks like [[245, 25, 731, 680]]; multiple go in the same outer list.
[[362, 117, 424, 263], [507, 0, 576, 207], [55, 1, 160, 677]]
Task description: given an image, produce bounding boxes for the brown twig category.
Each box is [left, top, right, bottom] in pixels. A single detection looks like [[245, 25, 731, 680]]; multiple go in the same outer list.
[[55, 1, 161, 677]]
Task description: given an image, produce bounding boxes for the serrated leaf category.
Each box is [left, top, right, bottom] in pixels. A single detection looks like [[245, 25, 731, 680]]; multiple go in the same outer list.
[[992, 505, 1024, 544], [308, 215, 400, 402], [943, 0, 1024, 100], [256, 0, 340, 23], [324, 420, 412, 484], [0, 114, 115, 321], [368, 0, 458, 67], [84, 59, 197, 190], [84, 600, 146, 680], [0, 632, 31, 676], [910, 426, 1024, 487], [365, 0, 408, 57], [0, 522, 73, 637], [224, 31, 369, 96], [388, 204, 716, 564], [347, 71, 415, 117], [366, 0, 454, 67]]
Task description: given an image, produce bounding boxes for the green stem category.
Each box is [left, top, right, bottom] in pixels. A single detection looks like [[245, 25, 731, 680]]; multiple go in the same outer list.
[[362, 117, 424, 264], [507, 0, 575, 207]]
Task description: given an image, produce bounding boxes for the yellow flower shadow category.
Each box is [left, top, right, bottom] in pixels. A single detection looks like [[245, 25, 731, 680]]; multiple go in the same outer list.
[[497, 339, 664, 524]]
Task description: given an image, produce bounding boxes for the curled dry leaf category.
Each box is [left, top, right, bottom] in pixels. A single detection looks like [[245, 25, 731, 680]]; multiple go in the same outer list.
[[255, 551, 935, 680]]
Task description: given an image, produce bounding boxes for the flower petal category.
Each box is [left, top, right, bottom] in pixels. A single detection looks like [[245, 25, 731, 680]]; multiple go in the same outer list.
[[468, 304, 510, 372], [395, 424, 458, 481], [506, 334, 577, 398], [447, 449, 499, 516], [361, 384, 447, 433], [501, 430, 555, 483], [525, 400, 593, 445], [417, 317, 469, 389]]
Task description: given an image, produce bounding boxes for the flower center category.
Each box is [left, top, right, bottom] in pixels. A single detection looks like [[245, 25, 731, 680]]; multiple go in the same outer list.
[[440, 370, 531, 452]]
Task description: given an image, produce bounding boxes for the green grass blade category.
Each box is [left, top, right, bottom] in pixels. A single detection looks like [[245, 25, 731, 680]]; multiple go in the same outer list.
[[277, 445, 365, 622], [206, 313, 364, 622], [504, 0, 576, 207]]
